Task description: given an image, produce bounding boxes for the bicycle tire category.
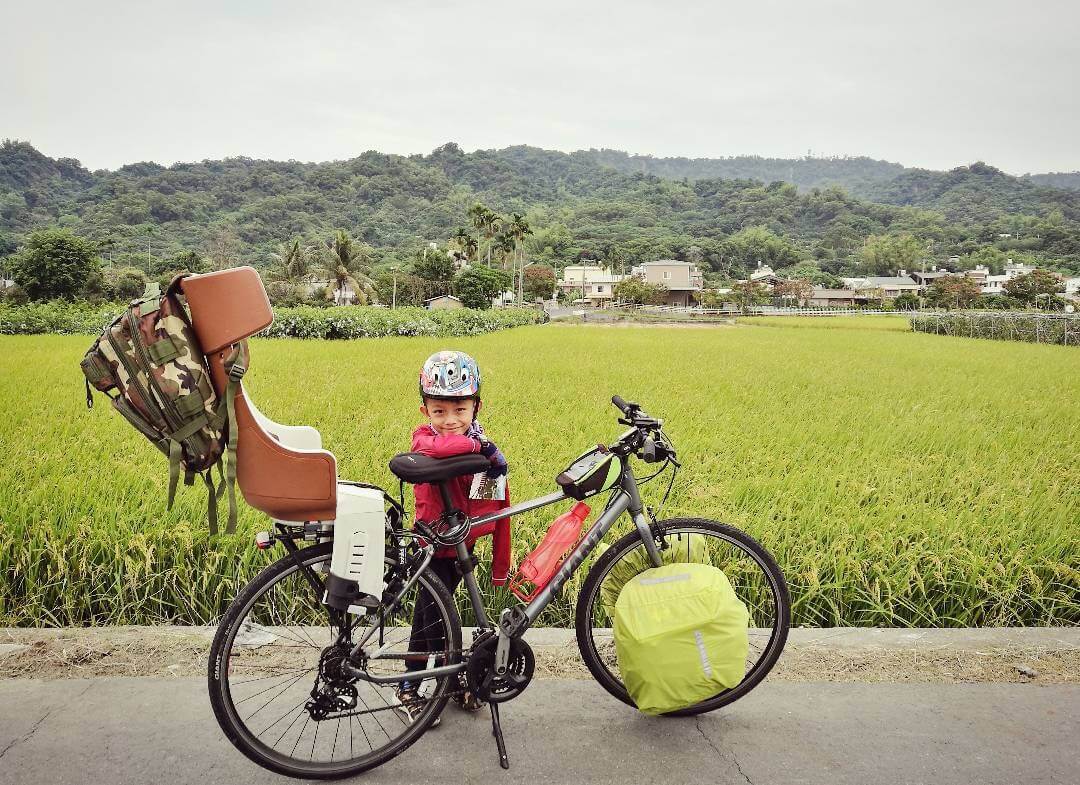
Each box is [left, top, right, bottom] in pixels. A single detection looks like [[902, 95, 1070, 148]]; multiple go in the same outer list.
[[208, 541, 462, 779], [574, 518, 790, 717]]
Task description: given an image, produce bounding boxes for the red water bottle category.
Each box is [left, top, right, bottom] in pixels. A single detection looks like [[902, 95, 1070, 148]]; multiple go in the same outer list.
[[509, 502, 591, 602]]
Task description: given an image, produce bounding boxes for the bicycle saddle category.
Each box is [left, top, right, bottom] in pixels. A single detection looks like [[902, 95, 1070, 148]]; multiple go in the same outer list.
[[389, 452, 491, 484]]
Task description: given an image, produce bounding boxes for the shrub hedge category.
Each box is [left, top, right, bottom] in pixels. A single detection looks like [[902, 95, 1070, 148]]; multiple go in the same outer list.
[[0, 301, 547, 338]]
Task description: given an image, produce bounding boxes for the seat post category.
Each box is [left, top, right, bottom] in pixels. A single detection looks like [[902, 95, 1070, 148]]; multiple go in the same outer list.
[[437, 482, 455, 516]]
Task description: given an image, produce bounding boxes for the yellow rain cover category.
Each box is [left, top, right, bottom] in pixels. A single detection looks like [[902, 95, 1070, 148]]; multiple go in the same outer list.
[[613, 562, 749, 715], [598, 534, 708, 620]]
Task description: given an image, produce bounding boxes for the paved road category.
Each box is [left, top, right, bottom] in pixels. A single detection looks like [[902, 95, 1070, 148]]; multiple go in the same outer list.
[[1, 678, 1076, 784]]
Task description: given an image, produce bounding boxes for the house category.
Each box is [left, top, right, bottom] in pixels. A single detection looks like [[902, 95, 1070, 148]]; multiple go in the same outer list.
[[304, 278, 356, 304], [964, 265, 990, 286], [425, 294, 463, 310], [908, 267, 954, 288], [842, 276, 921, 299], [1063, 277, 1080, 301], [749, 264, 779, 286], [557, 264, 625, 305], [981, 260, 1038, 294], [806, 287, 859, 307], [631, 260, 704, 307]]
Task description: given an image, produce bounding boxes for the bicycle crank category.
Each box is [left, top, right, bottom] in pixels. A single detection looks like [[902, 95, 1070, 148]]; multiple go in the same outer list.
[[466, 631, 535, 704]]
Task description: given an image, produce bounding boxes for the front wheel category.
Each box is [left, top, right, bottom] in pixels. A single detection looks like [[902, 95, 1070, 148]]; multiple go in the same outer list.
[[575, 518, 790, 716]]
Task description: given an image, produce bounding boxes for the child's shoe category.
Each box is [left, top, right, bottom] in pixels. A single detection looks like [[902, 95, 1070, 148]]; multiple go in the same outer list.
[[452, 675, 486, 712], [394, 688, 441, 726]]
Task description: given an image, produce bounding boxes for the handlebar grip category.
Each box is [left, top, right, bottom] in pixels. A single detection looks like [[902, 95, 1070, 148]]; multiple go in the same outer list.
[[611, 395, 631, 413]]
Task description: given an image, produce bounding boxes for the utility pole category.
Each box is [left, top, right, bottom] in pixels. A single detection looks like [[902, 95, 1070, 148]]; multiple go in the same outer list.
[[392, 268, 398, 309]]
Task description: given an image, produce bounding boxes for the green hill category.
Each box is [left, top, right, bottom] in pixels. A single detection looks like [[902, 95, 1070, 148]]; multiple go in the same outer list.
[[2, 140, 1079, 278]]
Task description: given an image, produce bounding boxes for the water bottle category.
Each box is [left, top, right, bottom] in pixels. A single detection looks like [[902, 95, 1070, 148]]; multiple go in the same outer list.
[[509, 502, 591, 602]]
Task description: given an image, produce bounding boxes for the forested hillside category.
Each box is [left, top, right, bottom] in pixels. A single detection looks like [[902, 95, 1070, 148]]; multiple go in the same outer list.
[[2, 139, 1079, 283]]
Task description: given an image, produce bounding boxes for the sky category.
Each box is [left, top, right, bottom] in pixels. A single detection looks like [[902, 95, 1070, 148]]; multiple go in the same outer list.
[[5, 0, 1079, 174]]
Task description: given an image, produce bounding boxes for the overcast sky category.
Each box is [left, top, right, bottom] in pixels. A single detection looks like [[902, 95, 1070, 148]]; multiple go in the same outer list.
[[5, 0, 1079, 174]]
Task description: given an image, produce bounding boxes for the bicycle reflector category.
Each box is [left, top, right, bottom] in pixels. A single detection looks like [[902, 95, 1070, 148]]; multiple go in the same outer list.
[[255, 531, 272, 549]]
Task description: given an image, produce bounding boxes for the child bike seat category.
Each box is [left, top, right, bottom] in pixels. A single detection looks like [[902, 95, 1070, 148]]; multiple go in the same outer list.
[[182, 267, 338, 522], [389, 452, 490, 485]]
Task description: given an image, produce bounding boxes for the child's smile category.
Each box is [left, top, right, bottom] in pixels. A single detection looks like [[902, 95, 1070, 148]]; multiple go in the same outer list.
[[421, 398, 478, 436]]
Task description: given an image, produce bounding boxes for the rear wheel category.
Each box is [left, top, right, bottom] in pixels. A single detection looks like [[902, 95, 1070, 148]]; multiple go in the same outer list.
[[208, 541, 462, 779], [575, 518, 790, 716]]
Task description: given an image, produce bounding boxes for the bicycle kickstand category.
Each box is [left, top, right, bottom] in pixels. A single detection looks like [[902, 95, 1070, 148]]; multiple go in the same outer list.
[[490, 702, 510, 770]]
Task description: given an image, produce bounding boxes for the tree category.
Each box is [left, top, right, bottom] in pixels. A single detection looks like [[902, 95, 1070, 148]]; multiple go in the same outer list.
[[10, 228, 100, 300], [773, 278, 813, 306], [467, 203, 494, 265], [204, 225, 242, 270], [106, 266, 149, 301], [321, 229, 378, 305], [523, 265, 556, 301], [722, 226, 803, 272], [613, 276, 668, 305], [454, 265, 510, 309], [451, 227, 477, 261], [925, 275, 982, 309], [858, 234, 923, 276], [1003, 269, 1064, 305], [729, 280, 770, 312], [778, 261, 841, 288], [412, 245, 455, 285], [479, 210, 502, 266], [269, 238, 310, 283], [493, 232, 516, 269], [894, 292, 920, 311], [507, 212, 533, 302]]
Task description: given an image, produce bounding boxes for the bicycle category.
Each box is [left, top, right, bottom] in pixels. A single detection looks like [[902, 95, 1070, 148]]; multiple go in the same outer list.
[[208, 395, 791, 779]]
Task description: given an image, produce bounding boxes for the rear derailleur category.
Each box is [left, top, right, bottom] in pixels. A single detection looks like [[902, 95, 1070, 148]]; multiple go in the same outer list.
[[305, 644, 359, 720]]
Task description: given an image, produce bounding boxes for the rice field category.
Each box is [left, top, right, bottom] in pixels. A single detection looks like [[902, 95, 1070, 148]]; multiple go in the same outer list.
[[1, 317, 1078, 628]]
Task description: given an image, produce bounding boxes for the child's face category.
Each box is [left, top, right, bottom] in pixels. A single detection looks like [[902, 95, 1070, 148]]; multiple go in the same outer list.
[[421, 397, 479, 436]]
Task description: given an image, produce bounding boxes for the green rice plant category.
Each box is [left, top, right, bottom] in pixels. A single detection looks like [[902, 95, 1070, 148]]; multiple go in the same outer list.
[[1, 317, 1077, 628]]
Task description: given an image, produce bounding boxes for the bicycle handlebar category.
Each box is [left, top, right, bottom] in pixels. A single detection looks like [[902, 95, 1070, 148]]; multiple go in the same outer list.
[[608, 395, 675, 463]]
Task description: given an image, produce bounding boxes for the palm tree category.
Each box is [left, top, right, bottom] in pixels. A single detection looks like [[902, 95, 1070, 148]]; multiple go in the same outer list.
[[451, 227, 477, 262], [321, 229, 378, 305], [269, 238, 309, 283], [480, 211, 503, 267], [508, 213, 533, 302], [493, 232, 516, 270], [466, 203, 489, 265]]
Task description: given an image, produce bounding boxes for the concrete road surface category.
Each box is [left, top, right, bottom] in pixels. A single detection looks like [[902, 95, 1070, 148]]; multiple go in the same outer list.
[[0, 677, 1076, 785]]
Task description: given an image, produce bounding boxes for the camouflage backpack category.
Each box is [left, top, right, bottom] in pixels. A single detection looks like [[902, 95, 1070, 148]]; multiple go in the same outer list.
[[80, 275, 247, 533]]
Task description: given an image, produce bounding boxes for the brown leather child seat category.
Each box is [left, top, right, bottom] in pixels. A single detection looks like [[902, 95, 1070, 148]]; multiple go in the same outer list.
[[181, 267, 337, 521]]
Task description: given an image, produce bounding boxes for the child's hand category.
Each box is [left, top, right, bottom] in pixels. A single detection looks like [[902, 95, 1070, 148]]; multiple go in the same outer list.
[[480, 440, 508, 478]]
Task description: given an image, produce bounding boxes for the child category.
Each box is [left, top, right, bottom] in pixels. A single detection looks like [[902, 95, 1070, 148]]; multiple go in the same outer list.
[[396, 350, 511, 723]]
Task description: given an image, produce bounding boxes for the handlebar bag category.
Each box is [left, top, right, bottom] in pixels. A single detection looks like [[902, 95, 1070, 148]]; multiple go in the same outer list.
[[613, 562, 749, 715]]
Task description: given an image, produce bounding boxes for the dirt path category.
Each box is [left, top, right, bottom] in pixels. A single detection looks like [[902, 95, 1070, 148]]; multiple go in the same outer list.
[[3, 626, 1077, 683]]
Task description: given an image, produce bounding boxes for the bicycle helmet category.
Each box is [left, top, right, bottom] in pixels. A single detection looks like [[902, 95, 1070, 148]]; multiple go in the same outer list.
[[419, 350, 481, 399]]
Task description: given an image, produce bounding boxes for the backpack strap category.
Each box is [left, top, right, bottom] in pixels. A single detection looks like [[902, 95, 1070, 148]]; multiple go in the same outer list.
[[214, 341, 249, 535]]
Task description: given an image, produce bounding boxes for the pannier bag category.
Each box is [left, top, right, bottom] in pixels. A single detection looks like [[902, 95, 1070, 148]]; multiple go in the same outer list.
[[613, 562, 749, 715], [598, 532, 708, 619], [79, 277, 246, 534]]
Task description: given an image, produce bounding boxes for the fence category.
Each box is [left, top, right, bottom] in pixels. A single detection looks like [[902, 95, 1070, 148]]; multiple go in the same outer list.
[[910, 310, 1080, 346], [605, 303, 906, 317]]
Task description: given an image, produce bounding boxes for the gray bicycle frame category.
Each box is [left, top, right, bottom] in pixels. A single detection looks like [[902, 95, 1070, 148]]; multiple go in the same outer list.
[[351, 456, 664, 685]]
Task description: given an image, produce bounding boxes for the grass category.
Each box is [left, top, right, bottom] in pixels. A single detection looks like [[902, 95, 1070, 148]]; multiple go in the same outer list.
[[1, 318, 1078, 628]]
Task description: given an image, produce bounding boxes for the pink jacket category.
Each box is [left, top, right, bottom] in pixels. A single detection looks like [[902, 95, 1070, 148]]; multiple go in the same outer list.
[[410, 424, 512, 585]]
